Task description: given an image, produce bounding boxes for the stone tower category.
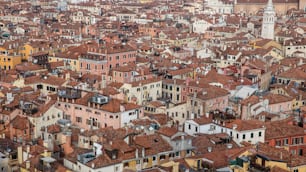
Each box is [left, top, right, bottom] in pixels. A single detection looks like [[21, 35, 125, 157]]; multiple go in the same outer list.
[[261, 0, 275, 40]]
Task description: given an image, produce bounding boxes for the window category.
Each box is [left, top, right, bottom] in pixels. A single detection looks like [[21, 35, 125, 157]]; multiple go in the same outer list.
[[75, 106, 82, 110], [152, 156, 156, 161], [195, 127, 198, 132], [188, 124, 191, 129], [259, 132, 262, 137], [251, 133, 254, 138], [293, 169, 299, 172], [242, 134, 245, 140], [284, 138, 289, 145], [236, 134, 239, 139], [76, 117, 82, 123]]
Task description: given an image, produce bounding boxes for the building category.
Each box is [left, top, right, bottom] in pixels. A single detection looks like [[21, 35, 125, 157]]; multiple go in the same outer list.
[[234, 0, 299, 15], [206, 0, 234, 14], [57, 88, 143, 130], [184, 118, 266, 146], [120, 78, 162, 105], [261, 0, 275, 40], [186, 85, 230, 119], [265, 120, 306, 156]]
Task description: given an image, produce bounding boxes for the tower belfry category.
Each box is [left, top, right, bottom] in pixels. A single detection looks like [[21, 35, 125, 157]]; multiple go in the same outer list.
[[261, 0, 275, 40]]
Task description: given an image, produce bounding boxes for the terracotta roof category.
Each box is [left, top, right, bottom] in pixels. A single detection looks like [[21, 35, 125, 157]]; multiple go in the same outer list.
[[134, 134, 172, 156], [156, 126, 178, 137], [25, 75, 66, 86], [240, 95, 259, 105], [265, 120, 305, 140], [277, 68, 306, 80], [225, 119, 265, 131], [193, 116, 213, 125], [197, 146, 249, 169], [192, 133, 239, 155], [263, 93, 293, 104], [148, 101, 165, 108], [47, 124, 61, 134], [192, 85, 230, 100], [144, 113, 170, 126], [11, 115, 30, 130], [167, 68, 193, 76]]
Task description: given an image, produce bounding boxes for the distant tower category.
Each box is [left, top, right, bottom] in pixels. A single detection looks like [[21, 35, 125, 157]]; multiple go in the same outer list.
[[58, 0, 68, 12], [261, 0, 275, 40]]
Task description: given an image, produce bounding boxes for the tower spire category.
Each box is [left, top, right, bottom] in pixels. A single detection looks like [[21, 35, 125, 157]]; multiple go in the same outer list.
[[266, 0, 274, 11]]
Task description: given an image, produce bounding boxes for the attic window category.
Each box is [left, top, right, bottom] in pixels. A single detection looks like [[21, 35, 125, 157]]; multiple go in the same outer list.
[[154, 139, 159, 143]]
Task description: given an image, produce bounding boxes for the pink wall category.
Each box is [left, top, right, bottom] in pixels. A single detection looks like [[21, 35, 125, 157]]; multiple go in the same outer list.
[[268, 101, 292, 113], [57, 98, 143, 130], [205, 95, 229, 112], [80, 60, 108, 75]]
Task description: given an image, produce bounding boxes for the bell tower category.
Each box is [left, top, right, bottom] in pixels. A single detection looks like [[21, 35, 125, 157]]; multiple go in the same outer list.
[[261, 0, 275, 40]]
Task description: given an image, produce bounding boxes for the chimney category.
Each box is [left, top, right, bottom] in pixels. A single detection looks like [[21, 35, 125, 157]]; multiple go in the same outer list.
[[66, 134, 71, 147], [233, 124, 237, 130], [44, 149, 48, 157], [135, 148, 139, 159], [26, 160, 30, 169], [207, 147, 212, 152], [18, 146, 23, 164], [26, 145, 30, 153], [142, 148, 145, 158]]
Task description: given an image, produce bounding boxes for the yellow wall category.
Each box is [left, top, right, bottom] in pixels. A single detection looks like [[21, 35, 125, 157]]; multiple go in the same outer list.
[[161, 161, 179, 172], [185, 158, 202, 170], [19, 44, 34, 61], [0, 47, 22, 70], [20, 168, 29, 172], [270, 88, 302, 110], [290, 165, 306, 172], [256, 157, 287, 171], [139, 0, 153, 3]]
